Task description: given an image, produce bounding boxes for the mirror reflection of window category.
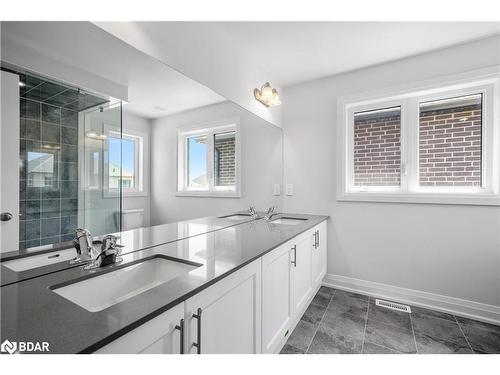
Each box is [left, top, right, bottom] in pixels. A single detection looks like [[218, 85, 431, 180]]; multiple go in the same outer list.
[[27, 151, 56, 187], [106, 132, 141, 192], [178, 123, 239, 196], [187, 135, 208, 189], [108, 136, 122, 189], [120, 137, 136, 189], [214, 131, 236, 187]]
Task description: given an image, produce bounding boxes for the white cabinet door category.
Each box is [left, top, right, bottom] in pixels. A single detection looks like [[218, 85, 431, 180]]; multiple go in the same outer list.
[[292, 233, 313, 315], [185, 259, 262, 354], [311, 221, 327, 287], [95, 303, 184, 354], [262, 241, 293, 353]]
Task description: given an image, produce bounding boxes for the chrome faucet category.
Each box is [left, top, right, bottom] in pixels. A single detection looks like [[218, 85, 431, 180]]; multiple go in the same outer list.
[[71, 228, 93, 263], [264, 206, 280, 221], [84, 234, 122, 270], [248, 205, 260, 219]]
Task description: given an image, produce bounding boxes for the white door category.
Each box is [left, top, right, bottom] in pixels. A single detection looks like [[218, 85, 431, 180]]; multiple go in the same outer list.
[[312, 221, 327, 286], [262, 241, 293, 353], [185, 260, 262, 354], [292, 234, 313, 315], [95, 303, 184, 354], [0, 71, 20, 252]]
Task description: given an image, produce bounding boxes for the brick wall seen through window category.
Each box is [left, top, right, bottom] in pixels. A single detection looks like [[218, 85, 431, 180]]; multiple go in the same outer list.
[[214, 131, 236, 186], [353, 107, 401, 187], [419, 94, 482, 187]]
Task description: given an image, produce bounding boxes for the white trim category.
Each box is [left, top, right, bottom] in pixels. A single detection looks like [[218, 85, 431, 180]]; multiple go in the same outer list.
[[336, 192, 500, 206], [337, 66, 500, 206], [120, 129, 148, 197], [176, 118, 241, 198], [323, 273, 500, 326], [175, 191, 241, 198]]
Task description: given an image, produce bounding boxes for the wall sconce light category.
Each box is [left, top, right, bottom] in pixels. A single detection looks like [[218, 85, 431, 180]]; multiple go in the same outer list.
[[254, 82, 281, 108]]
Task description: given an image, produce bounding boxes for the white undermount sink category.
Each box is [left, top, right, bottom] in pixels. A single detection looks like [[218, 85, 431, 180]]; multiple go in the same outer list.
[[51, 256, 200, 312], [271, 217, 307, 225], [2, 248, 77, 272]]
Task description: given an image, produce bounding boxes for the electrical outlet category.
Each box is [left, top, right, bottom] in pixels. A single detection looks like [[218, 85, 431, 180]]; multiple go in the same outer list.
[[273, 184, 281, 196], [285, 184, 294, 196]]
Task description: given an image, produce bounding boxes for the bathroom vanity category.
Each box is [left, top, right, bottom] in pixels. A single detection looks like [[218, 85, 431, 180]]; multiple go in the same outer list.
[[0, 213, 327, 354]]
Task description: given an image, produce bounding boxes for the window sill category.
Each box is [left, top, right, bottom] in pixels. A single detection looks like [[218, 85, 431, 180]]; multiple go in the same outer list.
[[337, 191, 500, 206], [122, 191, 149, 198], [176, 190, 241, 198], [102, 190, 149, 199]]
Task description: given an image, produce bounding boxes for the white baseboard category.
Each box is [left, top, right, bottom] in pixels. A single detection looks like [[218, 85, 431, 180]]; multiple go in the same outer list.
[[323, 273, 500, 325]]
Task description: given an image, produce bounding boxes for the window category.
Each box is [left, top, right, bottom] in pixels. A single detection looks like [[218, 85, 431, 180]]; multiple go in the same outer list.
[[353, 106, 401, 188], [106, 131, 144, 195], [187, 134, 208, 189], [177, 120, 240, 197], [27, 151, 56, 187], [338, 71, 500, 205], [214, 131, 237, 187], [418, 94, 482, 188]]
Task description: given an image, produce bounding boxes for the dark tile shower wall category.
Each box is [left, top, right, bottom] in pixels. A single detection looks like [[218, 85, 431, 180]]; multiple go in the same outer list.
[[19, 98, 79, 248], [17, 74, 109, 249]]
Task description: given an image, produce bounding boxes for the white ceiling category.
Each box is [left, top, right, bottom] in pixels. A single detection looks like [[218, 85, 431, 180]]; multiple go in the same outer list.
[[217, 22, 500, 87], [121, 53, 226, 119], [89, 26, 227, 119], [2, 22, 226, 119]]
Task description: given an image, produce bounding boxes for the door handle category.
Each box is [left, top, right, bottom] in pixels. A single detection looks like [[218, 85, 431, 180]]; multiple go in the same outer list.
[[317, 230, 320, 248], [175, 318, 185, 354], [0, 212, 13, 222], [313, 231, 317, 249], [192, 308, 202, 354], [291, 245, 297, 267]]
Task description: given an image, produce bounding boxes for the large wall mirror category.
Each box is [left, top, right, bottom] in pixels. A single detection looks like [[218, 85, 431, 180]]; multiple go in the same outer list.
[[0, 21, 283, 253]]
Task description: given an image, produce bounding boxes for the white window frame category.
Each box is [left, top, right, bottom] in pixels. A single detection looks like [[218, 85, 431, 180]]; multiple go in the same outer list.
[[176, 118, 241, 198], [337, 67, 500, 206], [105, 129, 146, 197]]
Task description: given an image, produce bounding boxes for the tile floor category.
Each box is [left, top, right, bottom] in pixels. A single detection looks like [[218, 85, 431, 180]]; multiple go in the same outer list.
[[280, 286, 500, 354]]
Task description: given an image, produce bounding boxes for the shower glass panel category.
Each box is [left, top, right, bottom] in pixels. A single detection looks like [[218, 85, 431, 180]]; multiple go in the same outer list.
[[80, 102, 122, 237]]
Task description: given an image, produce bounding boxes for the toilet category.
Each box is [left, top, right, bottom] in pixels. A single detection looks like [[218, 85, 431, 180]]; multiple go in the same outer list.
[[116, 209, 145, 231]]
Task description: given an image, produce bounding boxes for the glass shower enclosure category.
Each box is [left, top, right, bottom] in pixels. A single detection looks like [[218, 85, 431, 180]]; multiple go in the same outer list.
[[79, 101, 123, 238], [5, 68, 123, 251]]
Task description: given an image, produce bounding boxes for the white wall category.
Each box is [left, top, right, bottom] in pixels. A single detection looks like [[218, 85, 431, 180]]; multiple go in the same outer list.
[[94, 22, 282, 127], [122, 111, 151, 227], [282, 36, 500, 319], [150, 101, 283, 224]]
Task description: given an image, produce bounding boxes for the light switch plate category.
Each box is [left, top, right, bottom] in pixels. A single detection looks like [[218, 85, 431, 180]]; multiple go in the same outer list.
[[273, 184, 281, 196], [285, 184, 294, 196]]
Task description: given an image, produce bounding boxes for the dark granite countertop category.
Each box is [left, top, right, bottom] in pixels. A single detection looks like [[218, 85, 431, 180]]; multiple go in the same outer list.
[[0, 213, 327, 353], [0, 213, 256, 286]]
